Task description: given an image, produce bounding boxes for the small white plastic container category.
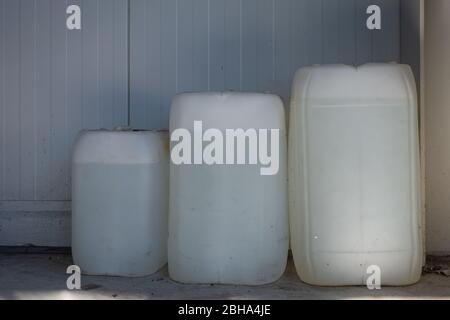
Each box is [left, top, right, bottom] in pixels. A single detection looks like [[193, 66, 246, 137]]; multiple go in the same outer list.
[[169, 92, 289, 285], [289, 63, 422, 286], [71, 129, 169, 277]]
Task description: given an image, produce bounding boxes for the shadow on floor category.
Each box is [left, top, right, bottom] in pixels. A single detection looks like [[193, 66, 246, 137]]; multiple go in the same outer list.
[[1, 251, 450, 300]]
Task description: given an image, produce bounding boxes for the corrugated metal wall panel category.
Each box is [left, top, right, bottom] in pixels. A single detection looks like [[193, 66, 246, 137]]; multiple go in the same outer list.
[[2, 0, 21, 201], [0, 0, 128, 201], [129, 0, 401, 130], [0, 0, 422, 247]]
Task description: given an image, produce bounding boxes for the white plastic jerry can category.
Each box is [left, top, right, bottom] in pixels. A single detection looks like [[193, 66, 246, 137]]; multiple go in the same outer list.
[[289, 64, 422, 286], [72, 129, 169, 277], [169, 92, 289, 285]]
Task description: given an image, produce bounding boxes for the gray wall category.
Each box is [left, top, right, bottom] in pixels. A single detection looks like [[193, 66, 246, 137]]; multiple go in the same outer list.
[[130, 0, 402, 129], [0, 0, 128, 246], [0, 0, 420, 247], [0, 0, 128, 203]]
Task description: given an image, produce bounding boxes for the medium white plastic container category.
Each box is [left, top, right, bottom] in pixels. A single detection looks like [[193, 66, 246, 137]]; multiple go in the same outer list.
[[169, 92, 289, 285], [289, 64, 422, 286], [72, 129, 169, 277]]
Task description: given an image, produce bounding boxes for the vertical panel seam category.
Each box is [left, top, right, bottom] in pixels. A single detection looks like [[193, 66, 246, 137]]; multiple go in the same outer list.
[[272, 0, 275, 83], [256, 0, 259, 90], [353, 0, 356, 64], [97, 0, 101, 127], [49, 0, 53, 200], [239, 0, 243, 91], [207, 0, 210, 91], [338, 0, 342, 61], [1, 0, 4, 199], [399, 0, 403, 62], [370, 0, 374, 61], [176, 0, 179, 93], [65, 0, 69, 199], [159, 0, 163, 128], [19, 0, 23, 199], [321, 0, 324, 63], [191, 0, 194, 92], [127, 0, 131, 126], [145, 0, 149, 128], [33, 0, 37, 200], [223, 0, 226, 90], [81, 0, 84, 130]]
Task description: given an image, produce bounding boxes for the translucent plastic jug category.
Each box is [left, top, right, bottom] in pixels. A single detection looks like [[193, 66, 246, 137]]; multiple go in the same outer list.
[[169, 92, 289, 285], [72, 129, 169, 277], [289, 64, 422, 286]]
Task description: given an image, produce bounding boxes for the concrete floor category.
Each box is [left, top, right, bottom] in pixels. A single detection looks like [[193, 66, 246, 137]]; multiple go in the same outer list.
[[1, 253, 450, 300]]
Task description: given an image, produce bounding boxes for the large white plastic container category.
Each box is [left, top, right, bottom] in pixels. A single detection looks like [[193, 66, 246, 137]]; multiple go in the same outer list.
[[289, 64, 422, 286], [169, 92, 289, 285], [72, 129, 169, 277]]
